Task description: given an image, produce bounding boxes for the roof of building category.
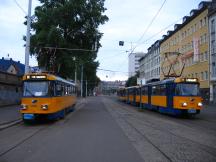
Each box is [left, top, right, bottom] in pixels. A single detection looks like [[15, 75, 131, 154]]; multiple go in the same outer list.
[[0, 57, 25, 76], [160, 1, 211, 44]]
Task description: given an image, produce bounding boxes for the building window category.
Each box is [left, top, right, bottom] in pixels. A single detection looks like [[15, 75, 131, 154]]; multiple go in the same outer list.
[[200, 19, 203, 28], [201, 72, 204, 80], [195, 73, 198, 78], [205, 51, 208, 61], [204, 17, 206, 26], [205, 71, 208, 80], [211, 19, 215, 33]]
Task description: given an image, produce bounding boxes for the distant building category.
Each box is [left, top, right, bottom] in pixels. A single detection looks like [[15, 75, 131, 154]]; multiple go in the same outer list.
[[160, 1, 211, 103], [208, 0, 216, 104], [0, 57, 25, 76], [139, 40, 161, 83], [128, 52, 146, 77], [98, 80, 126, 95]]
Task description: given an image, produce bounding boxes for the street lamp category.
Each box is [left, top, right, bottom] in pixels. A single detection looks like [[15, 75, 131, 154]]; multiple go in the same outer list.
[[73, 57, 77, 84], [25, 0, 32, 74]]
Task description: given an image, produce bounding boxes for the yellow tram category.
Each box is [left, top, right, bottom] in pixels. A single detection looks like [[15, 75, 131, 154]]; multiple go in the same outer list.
[[21, 73, 77, 121]]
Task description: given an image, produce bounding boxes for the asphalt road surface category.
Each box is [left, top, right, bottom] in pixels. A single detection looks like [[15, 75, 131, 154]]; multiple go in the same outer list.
[[0, 96, 216, 162]]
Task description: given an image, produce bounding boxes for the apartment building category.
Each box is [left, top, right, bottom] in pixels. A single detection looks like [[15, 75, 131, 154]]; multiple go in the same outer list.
[[128, 52, 146, 77], [139, 40, 161, 82], [160, 1, 211, 102], [208, 0, 216, 104]]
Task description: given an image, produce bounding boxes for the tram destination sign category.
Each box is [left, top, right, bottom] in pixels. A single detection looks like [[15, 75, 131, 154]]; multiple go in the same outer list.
[[26, 75, 47, 80]]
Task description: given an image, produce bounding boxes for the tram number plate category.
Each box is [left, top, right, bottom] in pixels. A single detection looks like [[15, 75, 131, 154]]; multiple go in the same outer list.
[[188, 109, 196, 114], [23, 114, 35, 120]]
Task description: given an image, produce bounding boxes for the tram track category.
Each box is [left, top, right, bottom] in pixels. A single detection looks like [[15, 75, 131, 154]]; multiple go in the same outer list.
[[103, 98, 172, 161], [104, 97, 216, 161], [115, 98, 216, 135], [0, 99, 86, 158], [115, 98, 216, 137], [115, 99, 216, 151]]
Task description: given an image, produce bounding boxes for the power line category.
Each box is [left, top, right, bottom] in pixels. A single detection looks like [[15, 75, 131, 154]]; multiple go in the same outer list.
[[97, 68, 129, 74], [138, 17, 182, 46], [132, 0, 167, 51], [13, 0, 27, 15], [41, 46, 96, 52]]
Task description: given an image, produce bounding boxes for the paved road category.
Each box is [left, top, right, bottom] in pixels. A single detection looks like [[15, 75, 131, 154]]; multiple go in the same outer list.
[[0, 105, 21, 125], [0, 97, 143, 162], [103, 96, 216, 162], [0, 96, 216, 162]]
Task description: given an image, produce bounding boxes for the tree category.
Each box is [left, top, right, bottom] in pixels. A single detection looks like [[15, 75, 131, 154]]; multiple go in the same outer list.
[[26, 0, 108, 91], [125, 72, 139, 87]]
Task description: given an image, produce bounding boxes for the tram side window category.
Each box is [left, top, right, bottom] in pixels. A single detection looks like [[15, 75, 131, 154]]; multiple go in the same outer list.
[[65, 85, 68, 95], [152, 86, 160, 96], [160, 85, 166, 95], [136, 88, 140, 95], [50, 82, 55, 96], [142, 87, 148, 95], [71, 86, 73, 95], [56, 82, 62, 96]]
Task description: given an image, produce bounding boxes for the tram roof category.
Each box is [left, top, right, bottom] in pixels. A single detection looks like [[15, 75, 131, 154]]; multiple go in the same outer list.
[[141, 77, 199, 87], [23, 73, 75, 86]]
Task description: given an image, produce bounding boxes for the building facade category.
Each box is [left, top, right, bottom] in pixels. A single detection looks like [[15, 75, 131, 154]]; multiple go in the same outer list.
[[160, 1, 211, 103], [0, 57, 24, 106], [128, 52, 146, 77], [208, 0, 216, 104], [98, 80, 126, 95], [139, 40, 161, 83]]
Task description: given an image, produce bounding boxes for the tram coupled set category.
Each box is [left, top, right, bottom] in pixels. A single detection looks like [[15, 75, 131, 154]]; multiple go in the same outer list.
[[21, 73, 77, 121], [117, 78, 203, 116]]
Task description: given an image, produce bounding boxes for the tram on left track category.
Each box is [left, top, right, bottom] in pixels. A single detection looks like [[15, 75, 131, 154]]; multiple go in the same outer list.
[[21, 73, 77, 121]]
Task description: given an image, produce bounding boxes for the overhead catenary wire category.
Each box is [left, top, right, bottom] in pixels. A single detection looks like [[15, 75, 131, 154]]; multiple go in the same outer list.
[[132, 0, 167, 52], [139, 17, 183, 45], [97, 68, 129, 74], [13, 0, 27, 15], [40, 46, 96, 52]]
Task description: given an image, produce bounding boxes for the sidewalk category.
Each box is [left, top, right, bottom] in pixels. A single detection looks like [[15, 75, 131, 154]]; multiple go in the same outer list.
[[0, 105, 22, 125]]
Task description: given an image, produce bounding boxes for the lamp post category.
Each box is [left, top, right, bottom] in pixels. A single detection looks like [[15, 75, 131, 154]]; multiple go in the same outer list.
[[25, 0, 32, 74], [73, 57, 77, 85]]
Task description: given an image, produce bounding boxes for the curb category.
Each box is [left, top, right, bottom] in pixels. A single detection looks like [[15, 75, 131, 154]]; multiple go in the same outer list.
[[0, 119, 22, 131]]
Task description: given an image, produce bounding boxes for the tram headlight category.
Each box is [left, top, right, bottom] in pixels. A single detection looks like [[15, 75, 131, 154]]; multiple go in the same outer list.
[[198, 102, 203, 107], [21, 104, 28, 110], [182, 102, 187, 107], [41, 104, 48, 110]]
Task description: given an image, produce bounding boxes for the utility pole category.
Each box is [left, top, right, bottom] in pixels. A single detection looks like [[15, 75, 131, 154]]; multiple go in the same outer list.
[[81, 65, 83, 97], [86, 79, 88, 97], [25, 0, 32, 74], [73, 57, 77, 84], [75, 66, 77, 85]]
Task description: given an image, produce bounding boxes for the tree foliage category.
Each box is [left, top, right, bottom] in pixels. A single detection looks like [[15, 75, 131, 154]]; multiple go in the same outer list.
[[27, 0, 108, 91], [125, 72, 139, 87]]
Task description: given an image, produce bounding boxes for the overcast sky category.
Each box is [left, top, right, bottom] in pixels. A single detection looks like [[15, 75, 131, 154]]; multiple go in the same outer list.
[[0, 0, 207, 81]]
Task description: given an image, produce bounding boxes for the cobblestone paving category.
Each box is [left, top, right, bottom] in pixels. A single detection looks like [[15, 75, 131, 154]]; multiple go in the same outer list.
[[103, 97, 216, 162]]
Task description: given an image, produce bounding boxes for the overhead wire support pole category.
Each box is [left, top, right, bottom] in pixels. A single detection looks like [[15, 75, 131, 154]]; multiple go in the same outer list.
[[86, 79, 87, 97], [81, 65, 83, 97], [25, 0, 32, 74]]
